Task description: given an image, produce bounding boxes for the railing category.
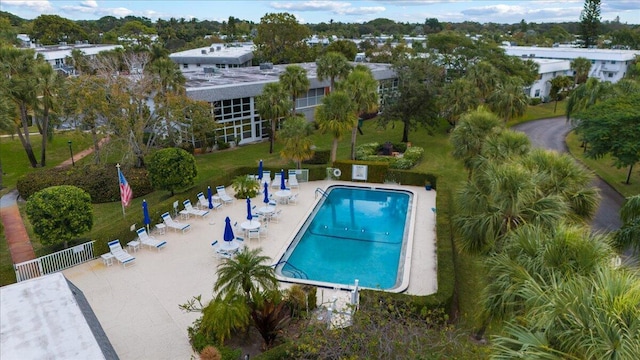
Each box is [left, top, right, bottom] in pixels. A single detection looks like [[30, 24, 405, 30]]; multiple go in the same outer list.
[[315, 188, 328, 199], [14, 241, 96, 282], [273, 260, 308, 279]]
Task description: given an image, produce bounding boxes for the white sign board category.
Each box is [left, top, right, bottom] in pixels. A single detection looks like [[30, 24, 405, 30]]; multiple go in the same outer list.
[[352, 165, 368, 181]]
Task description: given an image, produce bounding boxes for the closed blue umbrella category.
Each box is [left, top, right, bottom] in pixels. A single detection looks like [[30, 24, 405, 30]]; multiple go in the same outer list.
[[223, 216, 234, 243], [263, 182, 270, 204], [207, 186, 213, 209], [280, 169, 286, 190], [257, 159, 263, 181], [246, 197, 253, 222], [142, 199, 151, 232]]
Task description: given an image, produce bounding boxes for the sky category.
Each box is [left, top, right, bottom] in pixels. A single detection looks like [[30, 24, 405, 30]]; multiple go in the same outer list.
[[1, 0, 639, 25]]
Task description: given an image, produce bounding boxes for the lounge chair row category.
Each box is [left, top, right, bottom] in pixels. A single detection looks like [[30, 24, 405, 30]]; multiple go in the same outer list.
[[105, 228, 169, 268], [259, 170, 299, 189]]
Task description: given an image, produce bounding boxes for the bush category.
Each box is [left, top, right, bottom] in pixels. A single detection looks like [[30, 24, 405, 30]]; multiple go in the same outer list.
[[231, 175, 260, 199], [529, 97, 542, 106], [148, 148, 198, 196], [302, 149, 330, 165], [16, 164, 153, 203], [217, 138, 230, 150]]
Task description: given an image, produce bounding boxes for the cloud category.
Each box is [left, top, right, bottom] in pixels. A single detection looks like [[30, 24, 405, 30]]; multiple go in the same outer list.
[[1, 0, 54, 13], [81, 0, 98, 8], [60, 4, 133, 18], [603, 0, 640, 11], [270, 1, 385, 16], [461, 4, 582, 23]]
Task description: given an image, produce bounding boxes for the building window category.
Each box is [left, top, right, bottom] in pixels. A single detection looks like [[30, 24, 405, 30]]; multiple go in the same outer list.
[[196, 63, 201, 67], [611, 61, 616, 64], [296, 88, 325, 109], [534, 89, 540, 97], [608, 73, 613, 78], [183, 64, 188, 69]]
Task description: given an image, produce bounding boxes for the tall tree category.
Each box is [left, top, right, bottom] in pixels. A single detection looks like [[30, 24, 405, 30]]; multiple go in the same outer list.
[[466, 61, 500, 102], [254, 13, 311, 64], [450, 108, 502, 179], [338, 65, 379, 160], [615, 195, 640, 254], [279, 65, 309, 117], [379, 57, 444, 143], [316, 51, 351, 92], [574, 91, 640, 185], [33, 61, 62, 167], [570, 56, 592, 85], [149, 57, 185, 144], [580, 0, 601, 48], [548, 75, 573, 112], [440, 78, 481, 128], [255, 82, 292, 154], [315, 91, 356, 163], [488, 77, 529, 124]]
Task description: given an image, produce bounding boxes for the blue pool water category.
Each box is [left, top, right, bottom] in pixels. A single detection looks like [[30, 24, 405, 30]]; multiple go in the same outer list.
[[275, 185, 413, 290]]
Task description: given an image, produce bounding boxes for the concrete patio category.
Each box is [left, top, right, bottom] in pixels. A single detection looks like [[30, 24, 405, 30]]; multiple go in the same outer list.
[[62, 180, 437, 359]]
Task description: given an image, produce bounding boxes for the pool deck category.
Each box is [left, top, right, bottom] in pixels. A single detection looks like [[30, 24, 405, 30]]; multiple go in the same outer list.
[[62, 180, 437, 359]]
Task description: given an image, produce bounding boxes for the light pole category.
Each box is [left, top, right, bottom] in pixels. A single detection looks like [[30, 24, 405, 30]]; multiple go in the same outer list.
[[67, 140, 75, 166]]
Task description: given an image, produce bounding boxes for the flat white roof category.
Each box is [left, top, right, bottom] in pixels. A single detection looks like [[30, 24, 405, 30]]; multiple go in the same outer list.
[[502, 45, 640, 61], [531, 58, 571, 73], [169, 43, 254, 64], [0, 273, 106, 359], [35, 44, 121, 61]]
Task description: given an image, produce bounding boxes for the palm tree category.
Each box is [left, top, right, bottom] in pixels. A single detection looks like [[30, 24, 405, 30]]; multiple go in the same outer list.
[[487, 76, 529, 124], [149, 58, 186, 144], [279, 115, 315, 168], [565, 77, 613, 124], [440, 78, 481, 128], [449, 107, 502, 179], [338, 66, 379, 160], [67, 75, 108, 163], [548, 75, 573, 113], [34, 61, 61, 167], [466, 61, 500, 101], [615, 194, 640, 254], [213, 247, 278, 306], [570, 56, 592, 85], [279, 65, 309, 116], [315, 91, 356, 164], [316, 51, 351, 92], [479, 129, 531, 167], [255, 82, 292, 154]]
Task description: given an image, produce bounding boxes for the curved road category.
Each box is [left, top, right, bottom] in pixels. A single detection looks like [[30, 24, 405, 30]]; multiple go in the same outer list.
[[513, 116, 624, 232]]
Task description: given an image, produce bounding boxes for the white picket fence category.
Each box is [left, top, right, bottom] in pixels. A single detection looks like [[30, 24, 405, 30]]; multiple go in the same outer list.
[[14, 241, 96, 282]]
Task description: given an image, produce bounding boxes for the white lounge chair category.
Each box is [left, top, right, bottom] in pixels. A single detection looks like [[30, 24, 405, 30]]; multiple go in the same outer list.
[[271, 173, 282, 189], [107, 239, 136, 267], [248, 227, 260, 241], [215, 186, 234, 204], [183, 199, 210, 219], [161, 212, 191, 233], [288, 170, 299, 188], [136, 228, 167, 251], [211, 241, 233, 259], [197, 192, 222, 211]]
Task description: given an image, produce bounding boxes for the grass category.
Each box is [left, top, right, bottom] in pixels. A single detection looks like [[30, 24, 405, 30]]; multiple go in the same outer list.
[[507, 100, 567, 127], [0, 130, 96, 195], [566, 131, 640, 198]]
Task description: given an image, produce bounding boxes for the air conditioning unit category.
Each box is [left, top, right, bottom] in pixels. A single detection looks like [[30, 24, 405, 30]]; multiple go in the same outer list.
[[210, 47, 215, 52], [216, 46, 222, 51], [201, 49, 207, 54], [259, 62, 274, 70]]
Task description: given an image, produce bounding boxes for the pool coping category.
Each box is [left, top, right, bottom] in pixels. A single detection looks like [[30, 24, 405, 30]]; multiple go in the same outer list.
[[273, 183, 418, 293]]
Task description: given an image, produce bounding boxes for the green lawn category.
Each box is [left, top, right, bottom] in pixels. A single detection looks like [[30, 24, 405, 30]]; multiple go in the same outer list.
[[507, 100, 566, 127], [0, 131, 96, 195], [566, 131, 640, 198]]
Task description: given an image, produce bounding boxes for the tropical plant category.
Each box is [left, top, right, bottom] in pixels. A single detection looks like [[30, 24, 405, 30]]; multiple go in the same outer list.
[[33, 61, 62, 167], [487, 76, 529, 123], [147, 147, 198, 196], [231, 174, 260, 199], [615, 194, 640, 254], [279, 115, 315, 169], [439, 78, 481, 128], [570, 56, 593, 85], [316, 51, 351, 92], [338, 65, 379, 160], [449, 108, 502, 179], [255, 82, 292, 154], [314, 91, 356, 163], [279, 65, 310, 116], [25, 185, 93, 248], [548, 75, 573, 112]]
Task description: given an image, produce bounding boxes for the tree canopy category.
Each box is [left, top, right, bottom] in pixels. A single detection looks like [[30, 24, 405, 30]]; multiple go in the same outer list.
[[147, 147, 198, 196]]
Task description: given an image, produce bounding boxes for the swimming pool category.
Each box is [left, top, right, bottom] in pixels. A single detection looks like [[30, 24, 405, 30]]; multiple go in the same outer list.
[[274, 185, 416, 292]]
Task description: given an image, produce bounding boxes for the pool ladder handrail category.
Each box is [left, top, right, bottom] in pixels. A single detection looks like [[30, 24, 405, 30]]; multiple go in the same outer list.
[[273, 260, 309, 279], [315, 188, 328, 199]]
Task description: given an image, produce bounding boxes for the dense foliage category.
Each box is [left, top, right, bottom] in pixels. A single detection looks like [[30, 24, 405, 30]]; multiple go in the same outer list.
[[147, 147, 198, 196]]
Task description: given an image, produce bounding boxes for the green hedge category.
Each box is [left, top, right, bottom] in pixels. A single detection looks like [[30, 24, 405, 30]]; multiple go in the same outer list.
[[302, 149, 330, 165], [355, 143, 424, 169], [17, 164, 153, 203], [334, 160, 390, 183]]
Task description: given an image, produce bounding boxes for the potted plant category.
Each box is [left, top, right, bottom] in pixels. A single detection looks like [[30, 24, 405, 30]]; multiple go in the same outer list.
[[231, 175, 260, 199]]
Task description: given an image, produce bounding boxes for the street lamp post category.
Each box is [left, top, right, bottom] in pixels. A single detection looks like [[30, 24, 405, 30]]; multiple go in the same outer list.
[[67, 140, 75, 166]]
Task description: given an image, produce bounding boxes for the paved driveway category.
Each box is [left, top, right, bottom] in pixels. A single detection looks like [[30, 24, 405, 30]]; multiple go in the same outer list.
[[513, 117, 624, 231]]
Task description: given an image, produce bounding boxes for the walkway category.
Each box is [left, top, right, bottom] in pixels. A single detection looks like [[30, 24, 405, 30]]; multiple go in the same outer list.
[[0, 136, 110, 267]]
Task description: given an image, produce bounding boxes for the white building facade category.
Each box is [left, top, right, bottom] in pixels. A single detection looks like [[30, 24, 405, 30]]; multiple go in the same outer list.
[[34, 42, 122, 75], [527, 58, 572, 100]]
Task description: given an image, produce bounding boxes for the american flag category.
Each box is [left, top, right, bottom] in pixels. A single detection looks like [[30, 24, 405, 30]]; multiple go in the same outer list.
[[118, 168, 133, 207]]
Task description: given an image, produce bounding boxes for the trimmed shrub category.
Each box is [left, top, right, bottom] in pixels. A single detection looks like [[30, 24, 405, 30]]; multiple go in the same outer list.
[[529, 97, 542, 106], [17, 164, 153, 203], [302, 149, 330, 165], [355, 143, 423, 169], [148, 148, 198, 196]]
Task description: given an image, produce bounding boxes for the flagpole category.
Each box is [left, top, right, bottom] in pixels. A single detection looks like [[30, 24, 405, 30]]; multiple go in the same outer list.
[[117, 163, 125, 218]]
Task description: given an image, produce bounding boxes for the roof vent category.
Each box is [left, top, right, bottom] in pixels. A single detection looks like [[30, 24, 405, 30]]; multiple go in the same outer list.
[[210, 47, 215, 52], [216, 46, 222, 51], [201, 49, 207, 54], [260, 62, 273, 70]]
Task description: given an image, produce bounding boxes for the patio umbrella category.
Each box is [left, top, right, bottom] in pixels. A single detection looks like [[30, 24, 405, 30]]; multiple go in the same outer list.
[[263, 182, 270, 204], [142, 199, 151, 232], [223, 216, 235, 244], [257, 159, 263, 181], [207, 186, 214, 209], [246, 197, 253, 222], [280, 169, 286, 190]]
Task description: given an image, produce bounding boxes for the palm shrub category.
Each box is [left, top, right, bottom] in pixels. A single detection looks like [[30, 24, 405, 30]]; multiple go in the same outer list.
[[231, 175, 260, 199]]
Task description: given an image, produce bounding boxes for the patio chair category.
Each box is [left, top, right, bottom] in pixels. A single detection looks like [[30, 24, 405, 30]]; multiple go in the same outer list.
[[271, 173, 282, 189], [211, 241, 233, 259], [161, 212, 191, 233], [288, 171, 299, 189], [270, 209, 282, 223], [215, 186, 234, 204], [136, 228, 167, 251], [248, 227, 260, 241], [288, 193, 299, 205], [197, 192, 222, 211], [259, 223, 269, 239], [107, 239, 136, 267], [183, 199, 210, 219]]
